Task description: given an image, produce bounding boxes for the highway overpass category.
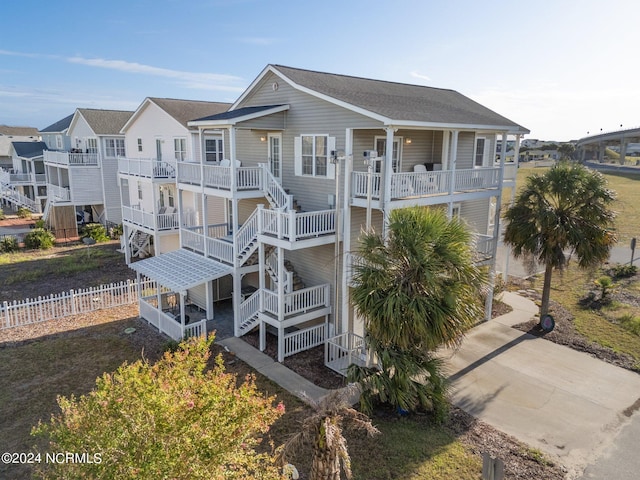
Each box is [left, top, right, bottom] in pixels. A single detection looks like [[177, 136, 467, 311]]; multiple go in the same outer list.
[[576, 127, 640, 163]]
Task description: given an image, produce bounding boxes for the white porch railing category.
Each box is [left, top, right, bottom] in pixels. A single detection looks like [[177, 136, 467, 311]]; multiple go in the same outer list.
[[44, 150, 99, 166], [260, 209, 336, 241], [118, 157, 176, 179], [139, 298, 184, 340], [261, 163, 292, 209], [205, 236, 234, 264], [176, 162, 201, 185], [325, 332, 367, 376], [46, 183, 71, 202], [262, 284, 330, 318], [502, 162, 518, 182], [475, 234, 496, 259], [284, 323, 326, 358], [181, 228, 205, 255], [122, 205, 179, 231], [238, 290, 261, 335], [0, 184, 40, 211], [352, 167, 502, 200], [454, 167, 501, 191]]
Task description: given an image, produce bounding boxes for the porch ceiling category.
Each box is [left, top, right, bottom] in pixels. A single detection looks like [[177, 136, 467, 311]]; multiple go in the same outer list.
[[130, 249, 232, 293]]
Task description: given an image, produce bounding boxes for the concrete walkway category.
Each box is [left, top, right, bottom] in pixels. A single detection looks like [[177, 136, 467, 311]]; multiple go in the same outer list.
[[441, 291, 640, 478]]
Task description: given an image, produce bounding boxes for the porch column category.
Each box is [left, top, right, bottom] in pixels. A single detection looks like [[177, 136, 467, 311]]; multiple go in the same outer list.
[[202, 193, 209, 257], [340, 128, 353, 336], [381, 126, 395, 237], [151, 185, 158, 230], [124, 224, 132, 265], [177, 188, 184, 247], [205, 281, 214, 320], [447, 130, 459, 217], [229, 127, 237, 194], [233, 271, 242, 337], [502, 134, 521, 278], [277, 246, 286, 362], [441, 130, 450, 171]]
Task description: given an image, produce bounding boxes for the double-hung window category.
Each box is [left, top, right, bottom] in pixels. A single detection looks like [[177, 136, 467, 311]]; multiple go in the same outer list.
[[105, 138, 124, 157], [205, 137, 223, 162], [174, 138, 187, 161], [295, 135, 335, 178], [137, 138, 143, 152], [474, 137, 489, 167], [86, 138, 98, 154]]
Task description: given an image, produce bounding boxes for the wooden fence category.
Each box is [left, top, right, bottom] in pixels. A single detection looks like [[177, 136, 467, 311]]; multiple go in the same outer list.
[[1, 279, 154, 330]]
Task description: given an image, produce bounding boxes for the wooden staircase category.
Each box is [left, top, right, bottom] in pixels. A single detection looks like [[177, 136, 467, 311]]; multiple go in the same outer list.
[[130, 230, 152, 258]]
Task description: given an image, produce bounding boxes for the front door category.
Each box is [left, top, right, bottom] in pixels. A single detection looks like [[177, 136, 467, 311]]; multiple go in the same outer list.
[[268, 133, 282, 183]]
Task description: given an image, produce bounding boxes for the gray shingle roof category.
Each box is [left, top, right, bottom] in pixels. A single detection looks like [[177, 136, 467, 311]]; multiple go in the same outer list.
[[0, 125, 39, 137], [272, 65, 528, 131], [77, 109, 134, 135], [12, 141, 47, 158], [193, 104, 284, 122], [149, 98, 232, 128], [40, 113, 74, 133]]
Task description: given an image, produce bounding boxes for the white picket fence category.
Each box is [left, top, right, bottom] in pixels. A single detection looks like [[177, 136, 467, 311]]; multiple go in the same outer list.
[[1, 279, 154, 330]]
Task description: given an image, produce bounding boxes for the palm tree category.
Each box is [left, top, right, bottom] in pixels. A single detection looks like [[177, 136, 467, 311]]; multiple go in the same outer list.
[[503, 162, 617, 318], [279, 386, 379, 480], [347, 207, 486, 415]]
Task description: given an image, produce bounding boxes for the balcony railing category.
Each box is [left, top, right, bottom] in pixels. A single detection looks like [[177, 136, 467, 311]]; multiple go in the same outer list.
[[181, 228, 234, 264], [177, 162, 263, 192], [352, 167, 503, 201], [325, 332, 368, 376], [260, 209, 336, 242], [262, 284, 331, 319], [122, 205, 179, 231], [8, 172, 46, 185], [118, 157, 176, 179], [44, 150, 99, 166], [46, 183, 71, 202]]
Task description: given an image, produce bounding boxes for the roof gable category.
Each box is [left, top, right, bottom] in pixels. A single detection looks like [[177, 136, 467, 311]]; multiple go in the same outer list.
[[234, 64, 528, 133], [40, 114, 74, 133], [123, 98, 232, 132], [71, 109, 134, 136]]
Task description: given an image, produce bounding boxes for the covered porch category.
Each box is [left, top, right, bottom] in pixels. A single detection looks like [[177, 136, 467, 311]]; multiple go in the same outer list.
[[130, 249, 233, 341]]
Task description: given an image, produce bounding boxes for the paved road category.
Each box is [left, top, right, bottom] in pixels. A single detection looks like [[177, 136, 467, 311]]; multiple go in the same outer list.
[[585, 160, 640, 176], [441, 292, 640, 479], [579, 410, 640, 480]]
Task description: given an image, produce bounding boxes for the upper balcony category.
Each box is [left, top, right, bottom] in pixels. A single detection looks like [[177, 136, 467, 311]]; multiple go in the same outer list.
[[177, 161, 264, 198], [7, 172, 46, 185], [122, 204, 180, 233], [44, 150, 99, 167], [351, 166, 503, 207], [118, 157, 176, 181]]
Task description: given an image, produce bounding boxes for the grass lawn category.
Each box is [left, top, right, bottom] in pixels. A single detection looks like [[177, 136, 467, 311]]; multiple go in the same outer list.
[[0, 313, 488, 480]]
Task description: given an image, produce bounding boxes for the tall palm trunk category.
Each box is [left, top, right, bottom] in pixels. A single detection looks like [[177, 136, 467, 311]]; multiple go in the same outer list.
[[540, 263, 553, 318], [310, 431, 341, 480]]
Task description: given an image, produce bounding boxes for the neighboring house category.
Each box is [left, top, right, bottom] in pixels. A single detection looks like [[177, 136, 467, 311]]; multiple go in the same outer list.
[[118, 97, 231, 262], [520, 149, 558, 162], [0, 125, 40, 170], [43, 108, 134, 237], [40, 113, 74, 152], [7, 141, 48, 212], [130, 64, 529, 371]]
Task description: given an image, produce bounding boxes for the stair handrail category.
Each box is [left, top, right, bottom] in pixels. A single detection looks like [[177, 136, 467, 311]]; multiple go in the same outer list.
[[260, 163, 293, 210], [235, 208, 260, 265]]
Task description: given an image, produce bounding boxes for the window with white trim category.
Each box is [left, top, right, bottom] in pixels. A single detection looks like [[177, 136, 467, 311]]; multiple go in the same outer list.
[[55, 135, 63, 150], [137, 181, 143, 201], [294, 135, 336, 178], [174, 138, 187, 161], [104, 138, 124, 157], [86, 138, 98, 154], [474, 137, 489, 167], [205, 137, 223, 162], [137, 138, 143, 152]]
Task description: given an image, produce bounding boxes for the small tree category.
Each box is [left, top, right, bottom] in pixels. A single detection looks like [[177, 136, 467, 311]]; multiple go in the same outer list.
[[0, 235, 19, 252], [348, 207, 486, 415], [33, 336, 286, 480], [503, 162, 617, 318]]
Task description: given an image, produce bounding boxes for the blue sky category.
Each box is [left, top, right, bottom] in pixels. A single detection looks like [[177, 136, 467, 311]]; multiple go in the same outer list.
[[1, 0, 638, 141]]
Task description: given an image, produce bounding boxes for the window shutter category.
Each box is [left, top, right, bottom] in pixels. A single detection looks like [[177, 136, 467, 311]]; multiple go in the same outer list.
[[326, 136, 336, 179], [294, 136, 302, 176]]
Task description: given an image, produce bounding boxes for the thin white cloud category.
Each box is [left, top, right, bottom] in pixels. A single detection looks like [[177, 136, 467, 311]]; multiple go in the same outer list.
[[410, 71, 431, 82], [67, 56, 245, 92], [0, 49, 245, 93]]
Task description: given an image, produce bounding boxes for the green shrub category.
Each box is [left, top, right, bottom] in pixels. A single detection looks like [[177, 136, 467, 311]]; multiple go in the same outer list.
[[0, 209, 5, 221], [609, 263, 638, 279], [0, 235, 19, 252], [81, 223, 109, 243], [34, 219, 45, 229], [16, 207, 32, 219], [23, 228, 55, 249], [109, 223, 123, 239], [619, 314, 640, 336], [32, 336, 285, 480], [594, 275, 614, 299]]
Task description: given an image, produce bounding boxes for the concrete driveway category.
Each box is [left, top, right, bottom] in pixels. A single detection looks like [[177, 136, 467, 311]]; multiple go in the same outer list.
[[440, 293, 640, 479]]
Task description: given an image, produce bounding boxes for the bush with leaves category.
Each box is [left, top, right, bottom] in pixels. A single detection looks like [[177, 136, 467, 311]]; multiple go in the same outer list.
[[16, 207, 32, 219], [609, 263, 638, 279], [32, 335, 286, 480], [80, 223, 109, 243], [0, 209, 5, 221], [23, 228, 55, 250], [0, 235, 19, 252]]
